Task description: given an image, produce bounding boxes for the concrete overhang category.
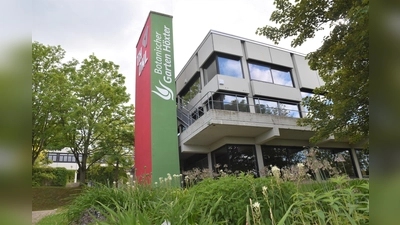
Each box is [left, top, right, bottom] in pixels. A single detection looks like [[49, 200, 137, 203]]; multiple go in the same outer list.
[[178, 109, 331, 153]]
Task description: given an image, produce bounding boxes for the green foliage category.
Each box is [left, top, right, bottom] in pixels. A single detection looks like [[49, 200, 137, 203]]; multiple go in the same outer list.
[[256, 0, 369, 146], [180, 174, 295, 224], [32, 41, 135, 185], [61, 174, 368, 225], [36, 212, 68, 225], [32, 167, 71, 187], [87, 165, 128, 185], [277, 176, 369, 225], [32, 42, 72, 166]]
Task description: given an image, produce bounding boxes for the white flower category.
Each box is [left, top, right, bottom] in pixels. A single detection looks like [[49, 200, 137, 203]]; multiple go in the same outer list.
[[262, 186, 268, 192], [253, 202, 260, 208], [154, 182, 158, 185], [271, 166, 280, 172], [271, 166, 281, 178], [161, 220, 171, 225], [126, 182, 130, 185], [297, 163, 304, 168]]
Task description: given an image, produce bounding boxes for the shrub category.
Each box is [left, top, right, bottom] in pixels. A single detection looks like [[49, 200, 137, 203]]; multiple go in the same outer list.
[[181, 174, 296, 224], [32, 167, 71, 187], [87, 165, 128, 185]]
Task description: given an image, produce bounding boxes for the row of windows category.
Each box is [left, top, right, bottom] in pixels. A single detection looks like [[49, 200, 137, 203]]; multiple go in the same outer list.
[[182, 91, 316, 124], [48, 153, 82, 163], [183, 145, 369, 179], [204, 54, 294, 87], [179, 54, 295, 104], [207, 93, 303, 118]]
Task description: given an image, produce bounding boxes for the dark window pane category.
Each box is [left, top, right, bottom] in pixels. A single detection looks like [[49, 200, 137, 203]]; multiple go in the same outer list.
[[316, 149, 357, 179], [212, 93, 249, 112], [356, 149, 369, 178], [249, 63, 272, 82], [271, 69, 293, 87], [204, 59, 217, 84], [181, 73, 201, 103], [213, 145, 258, 176], [217, 57, 243, 78], [48, 153, 58, 162], [301, 91, 314, 116]]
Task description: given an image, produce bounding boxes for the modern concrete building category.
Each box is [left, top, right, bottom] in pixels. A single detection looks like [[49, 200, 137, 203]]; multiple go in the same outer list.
[[175, 30, 369, 179]]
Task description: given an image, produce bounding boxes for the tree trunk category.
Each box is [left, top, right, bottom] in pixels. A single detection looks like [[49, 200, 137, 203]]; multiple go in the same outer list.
[[79, 167, 86, 184], [79, 154, 88, 184]]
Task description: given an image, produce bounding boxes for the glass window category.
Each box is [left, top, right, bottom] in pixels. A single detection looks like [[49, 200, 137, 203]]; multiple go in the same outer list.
[[255, 98, 300, 118], [181, 73, 201, 103], [261, 146, 358, 179], [48, 153, 57, 162], [203, 55, 244, 84], [279, 102, 300, 118], [183, 154, 208, 171], [301, 91, 314, 116], [217, 57, 243, 78], [67, 154, 75, 162], [204, 59, 217, 84], [249, 63, 272, 82], [255, 99, 279, 115], [213, 145, 258, 176], [316, 148, 357, 179], [355, 149, 369, 178], [212, 93, 249, 112], [249, 62, 293, 87], [261, 146, 306, 169], [271, 69, 293, 87]]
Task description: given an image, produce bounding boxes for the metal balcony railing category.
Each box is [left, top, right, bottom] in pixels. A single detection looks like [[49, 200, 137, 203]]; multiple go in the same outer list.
[[176, 91, 306, 128]]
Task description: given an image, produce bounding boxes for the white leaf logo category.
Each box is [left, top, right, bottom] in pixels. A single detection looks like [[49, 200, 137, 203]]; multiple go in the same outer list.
[[152, 80, 174, 101]]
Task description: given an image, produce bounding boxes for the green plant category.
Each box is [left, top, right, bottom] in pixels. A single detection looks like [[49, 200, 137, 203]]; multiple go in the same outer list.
[[32, 167, 71, 186], [277, 176, 369, 225], [36, 212, 68, 225]]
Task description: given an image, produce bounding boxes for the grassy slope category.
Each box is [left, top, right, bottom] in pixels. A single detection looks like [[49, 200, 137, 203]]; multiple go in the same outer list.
[[32, 186, 83, 211]]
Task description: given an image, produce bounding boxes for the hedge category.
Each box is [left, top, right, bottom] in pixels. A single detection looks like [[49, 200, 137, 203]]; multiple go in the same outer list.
[[32, 167, 73, 187]]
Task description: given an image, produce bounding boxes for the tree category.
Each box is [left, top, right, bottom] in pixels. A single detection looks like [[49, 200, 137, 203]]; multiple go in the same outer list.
[[256, 0, 369, 146], [62, 54, 132, 184], [91, 105, 135, 187], [32, 42, 72, 165]]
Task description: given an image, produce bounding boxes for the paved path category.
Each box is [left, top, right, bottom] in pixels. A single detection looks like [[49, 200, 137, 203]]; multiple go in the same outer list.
[[32, 209, 57, 224]]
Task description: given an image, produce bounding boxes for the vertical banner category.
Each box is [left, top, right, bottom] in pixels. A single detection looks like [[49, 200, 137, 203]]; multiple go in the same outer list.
[[135, 12, 180, 185]]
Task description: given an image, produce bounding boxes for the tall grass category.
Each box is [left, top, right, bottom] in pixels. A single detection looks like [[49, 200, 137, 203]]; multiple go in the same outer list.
[[60, 169, 369, 224]]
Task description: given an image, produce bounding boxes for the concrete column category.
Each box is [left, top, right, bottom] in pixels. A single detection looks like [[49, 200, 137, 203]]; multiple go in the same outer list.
[[350, 148, 363, 179], [255, 145, 265, 177], [74, 170, 78, 183], [207, 152, 213, 175]]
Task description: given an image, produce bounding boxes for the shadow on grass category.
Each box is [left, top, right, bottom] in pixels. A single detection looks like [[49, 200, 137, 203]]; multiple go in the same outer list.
[[32, 186, 84, 211]]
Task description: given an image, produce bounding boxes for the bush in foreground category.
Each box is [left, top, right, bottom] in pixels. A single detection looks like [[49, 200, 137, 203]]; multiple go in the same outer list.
[[59, 173, 368, 225]]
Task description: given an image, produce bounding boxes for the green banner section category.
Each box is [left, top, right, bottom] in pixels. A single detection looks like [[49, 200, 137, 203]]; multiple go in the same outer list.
[[150, 12, 180, 185]]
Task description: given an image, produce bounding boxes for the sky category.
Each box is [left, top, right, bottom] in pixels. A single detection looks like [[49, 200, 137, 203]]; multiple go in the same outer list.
[[32, 0, 328, 106]]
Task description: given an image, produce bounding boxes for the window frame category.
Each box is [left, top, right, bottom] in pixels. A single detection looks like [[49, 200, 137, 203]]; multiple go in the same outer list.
[[248, 60, 294, 87], [203, 53, 244, 85], [254, 97, 301, 118]]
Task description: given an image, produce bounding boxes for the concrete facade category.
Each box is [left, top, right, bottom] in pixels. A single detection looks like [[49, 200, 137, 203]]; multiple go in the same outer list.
[[175, 30, 368, 179]]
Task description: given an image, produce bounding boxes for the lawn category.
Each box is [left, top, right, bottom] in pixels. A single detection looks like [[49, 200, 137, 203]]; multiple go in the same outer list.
[[32, 186, 84, 211]]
